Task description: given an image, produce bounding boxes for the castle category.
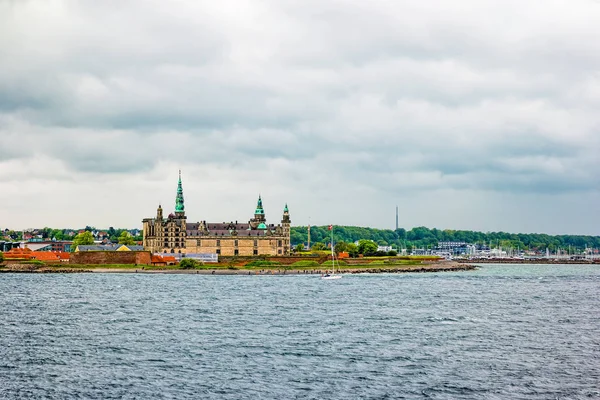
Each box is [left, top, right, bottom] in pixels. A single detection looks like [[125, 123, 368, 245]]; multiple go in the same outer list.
[[142, 172, 291, 256]]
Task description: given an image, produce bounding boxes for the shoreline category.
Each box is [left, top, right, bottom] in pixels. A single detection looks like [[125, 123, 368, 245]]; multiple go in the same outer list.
[[457, 258, 599, 264], [0, 262, 477, 275]]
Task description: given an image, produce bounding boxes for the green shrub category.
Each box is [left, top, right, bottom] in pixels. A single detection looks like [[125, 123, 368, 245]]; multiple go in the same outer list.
[[179, 258, 203, 269], [387, 250, 398, 256]]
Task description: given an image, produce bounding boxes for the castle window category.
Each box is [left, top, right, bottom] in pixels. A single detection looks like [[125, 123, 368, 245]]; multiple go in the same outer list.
[[278, 249, 282, 255], [278, 240, 282, 247], [234, 249, 239, 256], [253, 249, 258, 255], [253, 240, 258, 246], [234, 240, 238, 247], [197, 240, 201, 246], [216, 239, 221, 246], [216, 249, 221, 255]]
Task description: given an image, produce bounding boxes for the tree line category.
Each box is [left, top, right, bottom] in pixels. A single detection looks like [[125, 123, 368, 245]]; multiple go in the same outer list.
[[1, 227, 142, 243], [4, 224, 598, 253], [290, 226, 600, 251]]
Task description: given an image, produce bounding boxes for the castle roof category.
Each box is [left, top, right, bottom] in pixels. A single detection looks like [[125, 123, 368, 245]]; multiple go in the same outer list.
[[186, 222, 279, 237]]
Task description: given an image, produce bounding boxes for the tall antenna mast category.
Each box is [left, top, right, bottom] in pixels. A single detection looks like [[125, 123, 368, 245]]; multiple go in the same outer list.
[[307, 217, 311, 250]]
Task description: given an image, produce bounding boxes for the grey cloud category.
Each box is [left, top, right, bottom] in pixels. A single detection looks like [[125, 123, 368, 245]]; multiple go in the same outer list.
[[0, 0, 599, 232]]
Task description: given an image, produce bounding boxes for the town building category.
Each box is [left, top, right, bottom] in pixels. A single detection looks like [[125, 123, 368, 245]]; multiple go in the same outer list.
[[142, 172, 291, 256], [0, 241, 21, 252], [20, 241, 73, 253]]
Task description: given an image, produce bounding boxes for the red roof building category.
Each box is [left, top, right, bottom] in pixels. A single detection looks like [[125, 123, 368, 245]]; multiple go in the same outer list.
[[3, 248, 34, 260], [31, 252, 60, 262], [4, 248, 63, 262]]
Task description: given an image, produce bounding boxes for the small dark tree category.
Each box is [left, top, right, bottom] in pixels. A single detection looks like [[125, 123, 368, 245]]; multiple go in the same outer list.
[[334, 241, 348, 255], [179, 258, 201, 269], [346, 243, 359, 258], [311, 242, 326, 251], [118, 231, 135, 245], [72, 231, 95, 251], [357, 240, 378, 256]]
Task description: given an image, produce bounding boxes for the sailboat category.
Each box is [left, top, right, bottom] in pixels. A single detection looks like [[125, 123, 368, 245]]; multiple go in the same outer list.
[[321, 224, 342, 280]]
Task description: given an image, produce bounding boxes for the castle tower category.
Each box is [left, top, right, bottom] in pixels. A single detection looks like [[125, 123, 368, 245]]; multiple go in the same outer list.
[[157, 204, 163, 221], [162, 171, 187, 253], [250, 195, 267, 229], [175, 170, 185, 217], [281, 203, 291, 254], [254, 195, 266, 223]]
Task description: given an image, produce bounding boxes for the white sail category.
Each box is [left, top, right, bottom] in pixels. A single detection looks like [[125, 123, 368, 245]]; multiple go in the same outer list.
[[321, 224, 342, 280]]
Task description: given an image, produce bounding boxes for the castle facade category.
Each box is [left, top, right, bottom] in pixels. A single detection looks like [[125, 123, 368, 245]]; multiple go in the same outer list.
[[142, 172, 291, 256]]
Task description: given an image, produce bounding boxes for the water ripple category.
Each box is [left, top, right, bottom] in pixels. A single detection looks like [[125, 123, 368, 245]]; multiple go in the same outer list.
[[0, 264, 599, 399]]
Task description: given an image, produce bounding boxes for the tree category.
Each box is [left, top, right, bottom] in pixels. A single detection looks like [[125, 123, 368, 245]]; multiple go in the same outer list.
[[334, 241, 348, 254], [395, 228, 407, 240], [346, 243, 359, 258], [294, 243, 304, 252], [41, 227, 52, 239], [118, 231, 135, 245], [179, 258, 201, 269], [72, 231, 94, 251], [357, 239, 378, 256], [311, 242, 326, 251], [0, 252, 4, 263]]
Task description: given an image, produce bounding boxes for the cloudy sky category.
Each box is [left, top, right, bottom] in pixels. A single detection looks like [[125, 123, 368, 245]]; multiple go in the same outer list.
[[1, 0, 599, 234]]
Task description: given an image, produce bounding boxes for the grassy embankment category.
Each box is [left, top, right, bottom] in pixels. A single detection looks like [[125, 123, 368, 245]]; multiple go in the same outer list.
[[0, 255, 442, 272]]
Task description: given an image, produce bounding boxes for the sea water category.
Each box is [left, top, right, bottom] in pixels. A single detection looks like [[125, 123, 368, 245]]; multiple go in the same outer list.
[[1, 264, 599, 399]]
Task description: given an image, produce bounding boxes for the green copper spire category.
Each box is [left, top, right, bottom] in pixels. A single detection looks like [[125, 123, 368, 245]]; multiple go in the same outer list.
[[255, 195, 264, 215], [283, 203, 289, 213], [175, 170, 185, 214]]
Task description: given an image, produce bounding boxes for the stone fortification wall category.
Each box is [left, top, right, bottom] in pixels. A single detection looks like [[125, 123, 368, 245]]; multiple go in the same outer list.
[[70, 251, 152, 265]]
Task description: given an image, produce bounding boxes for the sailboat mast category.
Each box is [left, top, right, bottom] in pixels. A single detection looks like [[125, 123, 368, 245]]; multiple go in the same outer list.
[[331, 225, 334, 273]]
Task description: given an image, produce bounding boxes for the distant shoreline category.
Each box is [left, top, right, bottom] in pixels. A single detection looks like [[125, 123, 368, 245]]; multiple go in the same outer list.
[[0, 262, 477, 275], [458, 258, 599, 265]]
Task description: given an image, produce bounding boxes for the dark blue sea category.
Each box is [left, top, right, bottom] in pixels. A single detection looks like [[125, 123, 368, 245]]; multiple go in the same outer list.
[[1, 264, 599, 399]]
